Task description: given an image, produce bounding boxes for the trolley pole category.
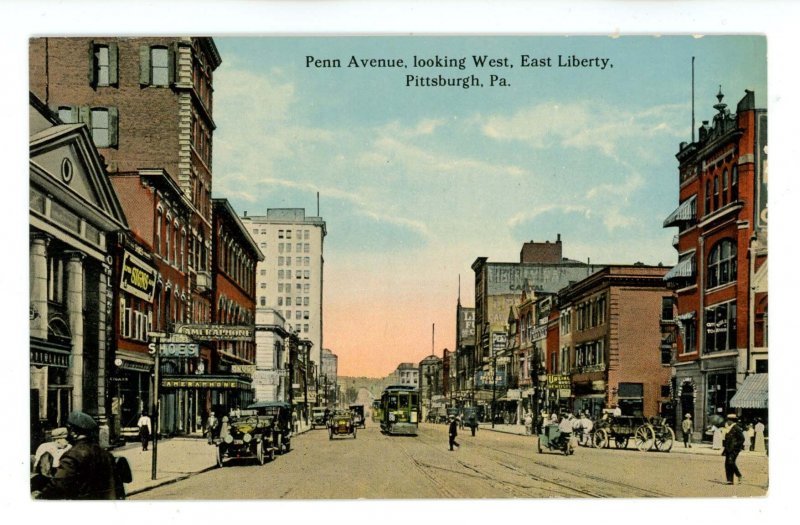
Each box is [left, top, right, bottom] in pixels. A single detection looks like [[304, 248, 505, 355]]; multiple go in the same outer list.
[[491, 347, 497, 429], [147, 332, 167, 481]]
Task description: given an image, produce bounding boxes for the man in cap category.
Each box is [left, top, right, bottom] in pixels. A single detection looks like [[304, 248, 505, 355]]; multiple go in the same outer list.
[[722, 413, 745, 485], [448, 415, 460, 451], [35, 411, 120, 499], [681, 413, 694, 448]]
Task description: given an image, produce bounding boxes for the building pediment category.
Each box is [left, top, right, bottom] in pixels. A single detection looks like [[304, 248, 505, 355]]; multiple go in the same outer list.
[[30, 116, 127, 231]]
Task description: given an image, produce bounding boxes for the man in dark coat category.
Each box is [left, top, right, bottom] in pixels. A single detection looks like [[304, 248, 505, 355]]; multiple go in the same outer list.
[[448, 415, 460, 451], [35, 411, 120, 500], [722, 413, 745, 485]]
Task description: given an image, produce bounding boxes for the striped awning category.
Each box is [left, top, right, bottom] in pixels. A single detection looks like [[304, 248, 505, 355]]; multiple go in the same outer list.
[[663, 195, 697, 227], [729, 374, 768, 409], [664, 252, 696, 281]]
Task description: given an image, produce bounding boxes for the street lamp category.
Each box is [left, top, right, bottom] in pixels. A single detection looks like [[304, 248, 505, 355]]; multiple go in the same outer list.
[[491, 342, 497, 429]]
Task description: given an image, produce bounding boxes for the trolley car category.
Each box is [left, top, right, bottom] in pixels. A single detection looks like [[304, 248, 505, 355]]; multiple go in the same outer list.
[[379, 385, 420, 436]]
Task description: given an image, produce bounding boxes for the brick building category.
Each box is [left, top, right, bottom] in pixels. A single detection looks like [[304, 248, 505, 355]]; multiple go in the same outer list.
[[663, 89, 768, 433], [557, 266, 675, 419], [30, 37, 224, 437]]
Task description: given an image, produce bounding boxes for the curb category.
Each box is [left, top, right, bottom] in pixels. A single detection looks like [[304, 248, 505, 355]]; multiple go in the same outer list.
[[126, 464, 218, 497]]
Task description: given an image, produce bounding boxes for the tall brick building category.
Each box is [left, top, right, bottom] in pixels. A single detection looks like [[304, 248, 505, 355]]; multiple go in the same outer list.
[[29, 37, 229, 437], [663, 89, 768, 433]]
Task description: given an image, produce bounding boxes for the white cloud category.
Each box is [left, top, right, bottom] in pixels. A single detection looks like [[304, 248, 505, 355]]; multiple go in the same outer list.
[[481, 101, 686, 162]]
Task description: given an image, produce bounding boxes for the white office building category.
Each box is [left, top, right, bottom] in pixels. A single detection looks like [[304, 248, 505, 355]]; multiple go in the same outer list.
[[242, 209, 326, 378]]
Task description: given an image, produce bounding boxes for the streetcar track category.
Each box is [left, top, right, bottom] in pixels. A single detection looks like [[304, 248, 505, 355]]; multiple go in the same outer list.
[[393, 434, 462, 498], [415, 425, 673, 498]]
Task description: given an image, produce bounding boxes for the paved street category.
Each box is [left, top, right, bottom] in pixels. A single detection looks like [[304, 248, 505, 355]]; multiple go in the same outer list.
[[131, 422, 768, 499]]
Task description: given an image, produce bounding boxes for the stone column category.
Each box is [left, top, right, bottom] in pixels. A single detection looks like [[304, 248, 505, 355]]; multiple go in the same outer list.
[[29, 233, 51, 340], [97, 261, 112, 447], [65, 251, 85, 411], [30, 234, 51, 421]]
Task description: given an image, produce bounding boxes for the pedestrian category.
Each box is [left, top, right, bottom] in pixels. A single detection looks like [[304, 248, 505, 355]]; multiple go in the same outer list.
[[711, 423, 723, 450], [206, 411, 218, 444], [612, 404, 622, 417], [34, 411, 120, 500], [448, 415, 460, 451], [32, 427, 71, 477], [753, 419, 766, 453], [681, 413, 693, 448], [743, 423, 754, 452], [579, 412, 593, 446], [722, 414, 744, 485], [524, 411, 533, 435], [137, 411, 152, 451]]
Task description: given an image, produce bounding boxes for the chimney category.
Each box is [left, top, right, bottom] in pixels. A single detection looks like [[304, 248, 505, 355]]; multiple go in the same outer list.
[[557, 233, 561, 243]]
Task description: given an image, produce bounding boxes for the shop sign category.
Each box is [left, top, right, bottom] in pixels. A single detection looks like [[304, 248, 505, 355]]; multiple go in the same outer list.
[[491, 332, 507, 353], [231, 365, 256, 375], [547, 374, 571, 389], [120, 251, 157, 302], [148, 338, 200, 357], [591, 380, 606, 392], [176, 324, 254, 341]]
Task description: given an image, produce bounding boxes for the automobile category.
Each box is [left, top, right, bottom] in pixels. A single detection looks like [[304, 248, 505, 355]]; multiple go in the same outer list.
[[215, 410, 278, 467], [246, 401, 293, 454], [311, 407, 329, 429], [329, 410, 357, 439], [349, 404, 366, 428]]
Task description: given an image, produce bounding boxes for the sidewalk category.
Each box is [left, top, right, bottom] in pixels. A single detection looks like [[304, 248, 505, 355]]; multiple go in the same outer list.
[[116, 420, 313, 497], [478, 423, 767, 457]]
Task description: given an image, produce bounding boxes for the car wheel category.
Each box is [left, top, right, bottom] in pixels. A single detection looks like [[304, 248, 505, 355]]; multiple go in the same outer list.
[[257, 441, 265, 465]]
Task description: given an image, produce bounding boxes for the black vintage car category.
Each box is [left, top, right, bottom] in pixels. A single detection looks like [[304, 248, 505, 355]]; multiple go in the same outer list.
[[247, 401, 293, 454], [329, 410, 357, 439], [349, 404, 366, 428], [215, 411, 278, 467]]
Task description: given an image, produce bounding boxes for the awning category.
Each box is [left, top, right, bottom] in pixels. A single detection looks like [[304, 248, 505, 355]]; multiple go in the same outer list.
[[677, 311, 696, 321], [663, 195, 697, 227], [729, 374, 768, 409], [664, 252, 696, 281]]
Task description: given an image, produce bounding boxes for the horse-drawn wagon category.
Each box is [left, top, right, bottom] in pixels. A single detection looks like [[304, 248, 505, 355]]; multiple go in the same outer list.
[[591, 415, 675, 452]]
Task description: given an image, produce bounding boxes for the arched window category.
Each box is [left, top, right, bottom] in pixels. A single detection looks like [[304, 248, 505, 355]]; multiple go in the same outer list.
[[708, 239, 737, 288], [722, 169, 729, 206], [704, 180, 711, 215], [713, 176, 719, 210]]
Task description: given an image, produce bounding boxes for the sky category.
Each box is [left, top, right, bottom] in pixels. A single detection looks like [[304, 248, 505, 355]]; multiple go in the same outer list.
[[209, 35, 767, 377]]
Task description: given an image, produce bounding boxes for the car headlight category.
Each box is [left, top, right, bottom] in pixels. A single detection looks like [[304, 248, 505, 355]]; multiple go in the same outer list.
[[224, 434, 233, 444], [243, 433, 252, 443]]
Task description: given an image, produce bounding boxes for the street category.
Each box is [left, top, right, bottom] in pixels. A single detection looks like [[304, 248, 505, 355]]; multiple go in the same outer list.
[[132, 422, 769, 499]]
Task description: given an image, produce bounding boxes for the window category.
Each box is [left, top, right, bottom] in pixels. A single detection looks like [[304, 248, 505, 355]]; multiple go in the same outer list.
[[278, 297, 283, 306], [155, 208, 162, 255], [303, 297, 309, 306], [304, 284, 310, 294], [296, 257, 302, 266], [705, 180, 711, 215], [58, 106, 77, 124], [296, 283, 302, 292], [278, 283, 284, 293], [260, 297, 266, 306], [286, 297, 292, 306], [681, 318, 697, 354], [90, 42, 118, 87], [296, 270, 302, 279], [260, 283, 266, 289], [304, 243, 310, 253], [94, 45, 110, 86], [295, 311, 301, 320], [304, 270, 310, 279], [722, 169, 729, 206], [260, 242, 266, 248], [151, 47, 170, 86], [303, 311, 309, 320], [286, 257, 291, 266], [279, 243, 284, 253], [278, 256, 284, 266], [296, 243, 302, 252], [286, 243, 292, 253], [708, 239, 737, 288], [278, 270, 284, 279], [287, 230, 292, 240], [704, 301, 737, 353], [278, 230, 284, 239], [90, 108, 110, 147], [304, 324, 309, 333], [304, 257, 310, 266], [164, 214, 171, 262], [304, 230, 309, 240], [713, 176, 720, 210], [260, 269, 266, 276], [661, 297, 675, 321]]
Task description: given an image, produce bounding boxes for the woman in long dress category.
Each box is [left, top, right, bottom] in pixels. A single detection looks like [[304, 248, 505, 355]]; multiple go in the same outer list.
[[711, 424, 723, 449]]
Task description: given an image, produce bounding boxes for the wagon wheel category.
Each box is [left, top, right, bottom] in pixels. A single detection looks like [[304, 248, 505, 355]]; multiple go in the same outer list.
[[613, 435, 629, 449], [592, 428, 609, 449], [634, 425, 655, 451], [216, 446, 225, 468], [654, 426, 675, 452], [257, 441, 265, 465]]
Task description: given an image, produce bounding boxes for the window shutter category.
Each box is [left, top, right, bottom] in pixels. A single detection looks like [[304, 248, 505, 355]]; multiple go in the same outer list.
[[78, 106, 91, 126], [109, 43, 119, 86], [88, 40, 97, 87], [168, 42, 177, 86], [139, 45, 150, 85], [109, 107, 119, 147]]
